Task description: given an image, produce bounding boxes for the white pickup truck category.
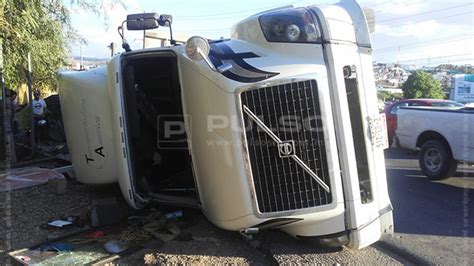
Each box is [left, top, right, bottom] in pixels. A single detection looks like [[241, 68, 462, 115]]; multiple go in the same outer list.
[[396, 106, 474, 180]]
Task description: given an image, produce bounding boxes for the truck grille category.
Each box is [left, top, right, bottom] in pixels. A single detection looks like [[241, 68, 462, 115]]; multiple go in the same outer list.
[[241, 80, 332, 213]]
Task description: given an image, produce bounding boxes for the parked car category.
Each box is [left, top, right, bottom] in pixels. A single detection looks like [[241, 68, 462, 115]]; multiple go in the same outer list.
[[396, 106, 474, 180], [383, 99, 464, 146]]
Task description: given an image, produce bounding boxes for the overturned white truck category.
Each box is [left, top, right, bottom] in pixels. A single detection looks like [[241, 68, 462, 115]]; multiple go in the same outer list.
[[58, 1, 393, 249]]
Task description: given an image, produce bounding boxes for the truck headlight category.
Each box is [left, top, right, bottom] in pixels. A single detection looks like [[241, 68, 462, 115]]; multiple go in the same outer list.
[[259, 8, 321, 43]]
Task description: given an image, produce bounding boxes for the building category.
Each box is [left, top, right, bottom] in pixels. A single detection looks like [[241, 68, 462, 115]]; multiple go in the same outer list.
[[144, 31, 187, 48], [373, 63, 409, 89], [449, 74, 474, 103]]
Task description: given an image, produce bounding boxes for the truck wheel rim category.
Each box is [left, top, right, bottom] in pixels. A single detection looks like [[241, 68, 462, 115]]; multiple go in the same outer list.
[[424, 148, 442, 172]]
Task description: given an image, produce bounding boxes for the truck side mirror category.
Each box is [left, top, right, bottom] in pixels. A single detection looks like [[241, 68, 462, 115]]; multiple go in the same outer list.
[[185, 36, 210, 61], [185, 36, 228, 72], [158, 14, 173, 27], [126, 13, 160, 30]]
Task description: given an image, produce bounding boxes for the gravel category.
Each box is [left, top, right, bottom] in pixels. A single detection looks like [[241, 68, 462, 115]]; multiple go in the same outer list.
[[1, 178, 404, 265], [0, 180, 121, 264]]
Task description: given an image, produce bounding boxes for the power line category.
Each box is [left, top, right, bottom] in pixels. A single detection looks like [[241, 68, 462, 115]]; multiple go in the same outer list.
[[177, 27, 231, 33], [180, 9, 473, 34], [174, 1, 302, 19], [374, 34, 474, 54], [380, 58, 474, 66], [176, 2, 472, 35], [361, 1, 394, 8], [176, 1, 335, 21], [178, 0, 412, 22], [179, 11, 473, 36], [378, 53, 473, 64], [367, 0, 426, 14], [376, 33, 473, 51], [372, 3, 472, 24], [375, 11, 473, 28], [376, 34, 474, 51], [175, 0, 397, 21]]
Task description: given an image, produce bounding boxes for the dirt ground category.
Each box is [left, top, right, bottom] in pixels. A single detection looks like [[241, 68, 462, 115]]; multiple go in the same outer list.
[[0, 180, 117, 264], [0, 177, 403, 265], [0, 179, 269, 265]]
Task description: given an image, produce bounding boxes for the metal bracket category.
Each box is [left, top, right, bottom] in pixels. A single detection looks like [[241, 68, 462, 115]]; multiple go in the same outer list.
[[239, 227, 259, 240]]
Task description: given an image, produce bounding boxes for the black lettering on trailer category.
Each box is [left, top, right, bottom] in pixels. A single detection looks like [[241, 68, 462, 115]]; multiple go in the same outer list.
[[85, 154, 94, 163], [95, 146, 105, 157]]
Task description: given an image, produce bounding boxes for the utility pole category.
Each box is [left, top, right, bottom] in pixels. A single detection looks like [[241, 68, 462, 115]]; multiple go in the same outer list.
[[80, 44, 84, 70], [143, 11, 146, 49], [397, 46, 400, 66], [1, 39, 12, 163], [108, 42, 116, 57], [27, 52, 35, 155], [1, 41, 17, 164]]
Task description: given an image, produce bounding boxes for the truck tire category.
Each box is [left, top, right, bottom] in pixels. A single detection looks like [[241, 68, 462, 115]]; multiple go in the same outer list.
[[419, 140, 457, 180]]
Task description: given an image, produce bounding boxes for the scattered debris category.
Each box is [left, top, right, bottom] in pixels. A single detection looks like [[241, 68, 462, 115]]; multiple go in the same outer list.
[[103, 240, 128, 254], [5, 181, 194, 265], [165, 210, 183, 220], [39, 242, 74, 252], [151, 233, 176, 243], [140, 239, 163, 249], [90, 198, 122, 227], [47, 177, 67, 195], [47, 220, 73, 228], [84, 231, 105, 239], [0, 167, 65, 192]]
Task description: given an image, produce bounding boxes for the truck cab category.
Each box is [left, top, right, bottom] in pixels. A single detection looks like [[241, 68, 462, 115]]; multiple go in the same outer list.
[[58, 0, 393, 249]]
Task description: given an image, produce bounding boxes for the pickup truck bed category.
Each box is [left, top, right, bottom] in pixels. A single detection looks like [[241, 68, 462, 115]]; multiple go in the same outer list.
[[396, 106, 474, 180]]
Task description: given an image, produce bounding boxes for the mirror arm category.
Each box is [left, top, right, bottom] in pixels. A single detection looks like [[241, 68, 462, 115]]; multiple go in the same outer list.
[[217, 63, 233, 73], [119, 21, 126, 40], [197, 47, 217, 72], [160, 18, 175, 46], [119, 20, 132, 52], [195, 48, 231, 73], [168, 22, 175, 45], [117, 26, 123, 39]]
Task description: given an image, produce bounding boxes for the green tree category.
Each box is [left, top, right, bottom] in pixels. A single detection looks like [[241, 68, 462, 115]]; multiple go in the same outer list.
[[402, 71, 445, 99], [1, 0, 71, 92], [440, 75, 452, 94], [0, 0, 124, 92], [377, 91, 403, 101]]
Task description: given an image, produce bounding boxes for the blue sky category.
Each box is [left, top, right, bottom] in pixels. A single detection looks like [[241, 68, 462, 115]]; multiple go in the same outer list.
[[70, 0, 474, 66]]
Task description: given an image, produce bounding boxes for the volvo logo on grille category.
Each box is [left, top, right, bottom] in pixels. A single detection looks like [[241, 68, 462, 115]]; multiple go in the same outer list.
[[278, 141, 296, 158]]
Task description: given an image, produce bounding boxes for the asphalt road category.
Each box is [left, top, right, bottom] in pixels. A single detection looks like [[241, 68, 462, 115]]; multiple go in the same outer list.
[[382, 147, 474, 265]]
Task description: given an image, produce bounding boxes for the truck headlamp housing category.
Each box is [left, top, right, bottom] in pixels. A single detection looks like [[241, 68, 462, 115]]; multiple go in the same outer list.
[[259, 8, 321, 43]]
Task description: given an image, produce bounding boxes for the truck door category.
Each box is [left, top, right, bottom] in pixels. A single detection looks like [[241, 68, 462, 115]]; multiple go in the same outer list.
[[106, 55, 141, 209]]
